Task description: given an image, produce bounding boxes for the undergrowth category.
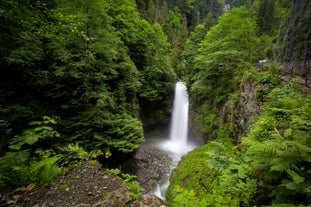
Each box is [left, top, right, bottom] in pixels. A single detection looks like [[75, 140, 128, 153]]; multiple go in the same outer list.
[[108, 168, 144, 199]]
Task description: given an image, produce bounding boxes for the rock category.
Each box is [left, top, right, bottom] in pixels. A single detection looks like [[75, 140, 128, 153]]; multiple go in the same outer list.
[[14, 158, 169, 207], [121, 145, 171, 192], [92, 188, 131, 207], [76, 203, 91, 207], [19, 161, 130, 207], [130, 194, 166, 207], [236, 79, 260, 131], [230, 78, 261, 143]]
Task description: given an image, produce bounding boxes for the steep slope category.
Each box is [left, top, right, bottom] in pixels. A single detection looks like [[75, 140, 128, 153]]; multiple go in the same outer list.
[[278, 0, 311, 80]]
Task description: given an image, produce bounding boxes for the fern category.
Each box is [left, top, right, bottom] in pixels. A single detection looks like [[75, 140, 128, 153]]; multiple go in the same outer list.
[[172, 185, 208, 207], [243, 84, 311, 204], [108, 168, 144, 199], [0, 117, 62, 193], [59, 143, 91, 166], [30, 154, 62, 186]]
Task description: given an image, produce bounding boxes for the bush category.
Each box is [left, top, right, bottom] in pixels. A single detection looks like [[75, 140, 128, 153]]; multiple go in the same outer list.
[[0, 117, 62, 193], [108, 168, 144, 199]]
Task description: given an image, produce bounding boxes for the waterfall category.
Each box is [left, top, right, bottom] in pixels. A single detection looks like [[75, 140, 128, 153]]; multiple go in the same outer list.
[[169, 82, 189, 144], [148, 81, 197, 200], [159, 81, 193, 156]]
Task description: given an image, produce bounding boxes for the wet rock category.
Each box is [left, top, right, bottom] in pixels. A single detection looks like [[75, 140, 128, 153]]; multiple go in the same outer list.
[[127, 145, 171, 192]]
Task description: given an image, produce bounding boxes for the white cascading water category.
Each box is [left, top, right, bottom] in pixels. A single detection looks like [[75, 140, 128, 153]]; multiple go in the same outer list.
[[159, 81, 194, 156], [170, 82, 189, 144], [152, 81, 196, 199]]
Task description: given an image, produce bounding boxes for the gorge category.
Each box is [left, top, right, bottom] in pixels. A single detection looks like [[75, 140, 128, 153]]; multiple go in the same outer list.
[[0, 0, 310, 207]]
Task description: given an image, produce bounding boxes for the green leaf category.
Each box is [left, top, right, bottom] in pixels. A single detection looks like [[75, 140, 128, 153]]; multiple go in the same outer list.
[[282, 181, 299, 190], [286, 169, 305, 184], [34, 126, 53, 132], [284, 128, 292, 138], [9, 141, 26, 150], [24, 132, 40, 145]]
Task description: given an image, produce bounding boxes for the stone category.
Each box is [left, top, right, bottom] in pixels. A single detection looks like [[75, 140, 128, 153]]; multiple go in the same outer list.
[[92, 188, 131, 207], [130, 194, 166, 207], [76, 203, 91, 207], [235, 79, 260, 132], [123, 145, 171, 192]]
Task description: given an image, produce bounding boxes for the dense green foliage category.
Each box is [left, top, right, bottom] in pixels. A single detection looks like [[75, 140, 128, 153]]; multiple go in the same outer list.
[[0, 0, 176, 153], [167, 1, 311, 207], [108, 168, 144, 199], [0, 0, 176, 193], [0, 117, 62, 191], [0, 1, 310, 206], [167, 78, 311, 207], [189, 6, 259, 106], [244, 83, 311, 204]]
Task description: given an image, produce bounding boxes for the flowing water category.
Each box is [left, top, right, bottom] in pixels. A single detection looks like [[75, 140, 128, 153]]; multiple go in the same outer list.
[[146, 81, 199, 199]]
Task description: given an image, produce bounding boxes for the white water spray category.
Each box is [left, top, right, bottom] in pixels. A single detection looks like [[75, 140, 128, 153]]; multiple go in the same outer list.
[[159, 81, 194, 156], [170, 82, 189, 144], [152, 81, 196, 199]]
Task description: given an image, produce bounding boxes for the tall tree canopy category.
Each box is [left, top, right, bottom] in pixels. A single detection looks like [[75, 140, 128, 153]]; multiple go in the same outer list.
[[0, 0, 176, 155], [189, 6, 259, 106]]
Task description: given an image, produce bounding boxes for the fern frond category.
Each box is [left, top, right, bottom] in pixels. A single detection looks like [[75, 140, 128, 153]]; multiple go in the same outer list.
[[31, 154, 62, 175], [0, 174, 11, 182]]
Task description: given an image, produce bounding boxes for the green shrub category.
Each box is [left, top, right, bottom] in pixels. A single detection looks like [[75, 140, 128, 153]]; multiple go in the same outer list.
[[243, 83, 311, 205], [0, 150, 62, 192], [108, 168, 144, 199], [0, 117, 62, 193]]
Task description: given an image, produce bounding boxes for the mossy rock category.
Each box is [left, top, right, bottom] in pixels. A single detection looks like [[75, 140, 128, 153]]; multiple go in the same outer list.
[[166, 143, 220, 205]]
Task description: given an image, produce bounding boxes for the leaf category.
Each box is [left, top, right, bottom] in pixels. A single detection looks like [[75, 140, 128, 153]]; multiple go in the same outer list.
[[282, 181, 299, 190], [286, 169, 305, 184], [25, 133, 40, 145], [284, 128, 292, 138], [34, 126, 53, 132], [9, 141, 26, 150]]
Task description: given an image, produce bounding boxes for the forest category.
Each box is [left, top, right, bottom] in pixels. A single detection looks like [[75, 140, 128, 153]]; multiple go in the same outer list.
[[0, 0, 310, 206]]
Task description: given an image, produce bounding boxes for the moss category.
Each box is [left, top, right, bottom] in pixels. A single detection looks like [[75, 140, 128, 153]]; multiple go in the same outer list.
[[166, 137, 234, 205], [88, 160, 99, 166]]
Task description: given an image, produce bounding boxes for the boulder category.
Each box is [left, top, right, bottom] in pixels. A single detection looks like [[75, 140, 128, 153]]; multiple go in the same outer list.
[[92, 188, 131, 207], [130, 194, 166, 207]]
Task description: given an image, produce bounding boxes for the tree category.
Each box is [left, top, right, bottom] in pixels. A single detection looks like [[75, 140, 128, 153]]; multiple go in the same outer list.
[[164, 7, 188, 75], [182, 24, 209, 83], [230, 0, 251, 8], [0, 0, 57, 149], [257, 0, 275, 35], [190, 6, 259, 106], [45, 0, 144, 152], [0, 0, 147, 154]]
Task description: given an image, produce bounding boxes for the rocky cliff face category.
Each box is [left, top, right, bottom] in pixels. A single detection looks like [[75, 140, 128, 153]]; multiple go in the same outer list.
[[234, 79, 260, 134], [201, 66, 278, 145], [278, 0, 311, 82]]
